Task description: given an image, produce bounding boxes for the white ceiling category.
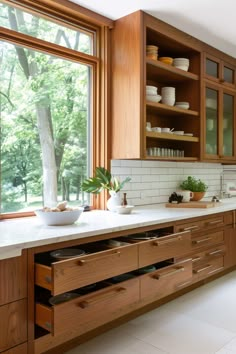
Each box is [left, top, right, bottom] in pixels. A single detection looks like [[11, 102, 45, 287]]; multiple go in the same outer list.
[[70, 0, 236, 58]]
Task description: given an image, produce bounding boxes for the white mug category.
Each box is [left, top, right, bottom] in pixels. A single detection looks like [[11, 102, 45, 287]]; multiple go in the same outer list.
[[178, 190, 193, 202]]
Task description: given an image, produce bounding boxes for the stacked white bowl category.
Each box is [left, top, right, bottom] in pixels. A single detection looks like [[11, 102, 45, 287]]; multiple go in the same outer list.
[[146, 85, 161, 103], [173, 58, 189, 71], [161, 87, 175, 106]]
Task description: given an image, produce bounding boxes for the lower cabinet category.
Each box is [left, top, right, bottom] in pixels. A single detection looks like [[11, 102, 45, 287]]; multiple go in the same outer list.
[[2, 343, 28, 354], [0, 299, 27, 353]]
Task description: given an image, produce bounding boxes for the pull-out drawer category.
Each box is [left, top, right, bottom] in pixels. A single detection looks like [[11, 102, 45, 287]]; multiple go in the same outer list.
[[192, 231, 224, 250], [139, 231, 191, 267], [140, 259, 192, 301], [176, 214, 225, 234], [193, 257, 224, 281], [35, 244, 138, 295], [36, 278, 139, 336], [192, 244, 226, 264]]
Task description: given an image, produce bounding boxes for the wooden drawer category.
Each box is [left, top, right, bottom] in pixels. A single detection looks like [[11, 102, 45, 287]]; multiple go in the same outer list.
[[0, 299, 27, 353], [35, 244, 138, 295], [139, 231, 191, 267], [140, 259, 192, 301], [2, 343, 27, 354], [176, 214, 224, 234], [192, 244, 226, 264], [36, 278, 139, 336], [193, 257, 224, 281], [192, 230, 224, 250]]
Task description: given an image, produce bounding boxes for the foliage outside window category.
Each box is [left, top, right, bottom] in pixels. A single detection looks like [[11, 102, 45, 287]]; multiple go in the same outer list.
[[0, 2, 101, 216]]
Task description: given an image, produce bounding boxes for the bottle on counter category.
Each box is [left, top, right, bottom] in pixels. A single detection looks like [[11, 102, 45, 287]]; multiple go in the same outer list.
[[121, 193, 128, 206]]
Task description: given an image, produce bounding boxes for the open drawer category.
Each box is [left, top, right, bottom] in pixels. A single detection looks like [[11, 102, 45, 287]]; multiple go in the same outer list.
[[140, 259, 192, 301], [35, 277, 139, 336], [35, 244, 138, 295], [138, 231, 191, 267]]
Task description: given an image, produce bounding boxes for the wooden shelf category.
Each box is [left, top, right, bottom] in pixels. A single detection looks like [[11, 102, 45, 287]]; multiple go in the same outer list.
[[146, 131, 199, 142], [146, 101, 199, 116], [145, 156, 199, 161], [146, 59, 199, 82]]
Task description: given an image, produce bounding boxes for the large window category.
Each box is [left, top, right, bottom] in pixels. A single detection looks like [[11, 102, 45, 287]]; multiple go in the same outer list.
[[0, 1, 105, 217]]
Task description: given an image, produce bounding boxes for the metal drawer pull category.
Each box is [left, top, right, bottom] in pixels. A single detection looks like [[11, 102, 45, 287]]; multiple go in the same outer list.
[[207, 249, 224, 256], [78, 287, 126, 308], [193, 264, 212, 273], [182, 225, 199, 231], [153, 236, 182, 246], [208, 266, 224, 275], [192, 237, 212, 244], [176, 280, 192, 289], [192, 256, 202, 262], [206, 220, 223, 225], [152, 266, 184, 279], [78, 251, 121, 265], [44, 275, 52, 284]]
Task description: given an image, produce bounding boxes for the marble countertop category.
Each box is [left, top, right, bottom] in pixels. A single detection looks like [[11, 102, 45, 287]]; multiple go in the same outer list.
[[1, 199, 236, 260]]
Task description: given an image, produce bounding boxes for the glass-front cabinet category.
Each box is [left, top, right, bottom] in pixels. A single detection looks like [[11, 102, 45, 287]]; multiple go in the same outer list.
[[204, 53, 236, 88], [204, 84, 235, 161]]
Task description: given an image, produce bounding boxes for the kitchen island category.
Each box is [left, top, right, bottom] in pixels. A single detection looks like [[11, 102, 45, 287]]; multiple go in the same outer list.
[[1, 200, 236, 354]]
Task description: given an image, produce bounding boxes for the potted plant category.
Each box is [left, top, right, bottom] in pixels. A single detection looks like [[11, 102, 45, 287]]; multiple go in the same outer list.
[[179, 176, 208, 201], [81, 167, 131, 211]]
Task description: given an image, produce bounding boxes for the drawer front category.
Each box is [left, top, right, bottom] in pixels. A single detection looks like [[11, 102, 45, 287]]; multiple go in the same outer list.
[[140, 259, 192, 301], [139, 231, 191, 267], [192, 230, 224, 250], [0, 299, 27, 352], [193, 257, 224, 282], [2, 343, 27, 354], [176, 215, 224, 234], [192, 244, 226, 264], [36, 278, 139, 336], [35, 244, 138, 295]]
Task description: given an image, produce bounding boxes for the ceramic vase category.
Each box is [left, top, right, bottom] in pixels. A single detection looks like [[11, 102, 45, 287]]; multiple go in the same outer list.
[[106, 191, 121, 212], [191, 192, 205, 201]]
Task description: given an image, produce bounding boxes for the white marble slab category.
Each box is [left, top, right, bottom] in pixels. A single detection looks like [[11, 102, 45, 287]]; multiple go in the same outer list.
[[0, 200, 236, 260]]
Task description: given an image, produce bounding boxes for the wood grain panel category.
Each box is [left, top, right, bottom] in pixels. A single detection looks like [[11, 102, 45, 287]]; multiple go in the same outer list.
[[0, 252, 27, 306], [0, 299, 27, 352], [2, 342, 27, 354]]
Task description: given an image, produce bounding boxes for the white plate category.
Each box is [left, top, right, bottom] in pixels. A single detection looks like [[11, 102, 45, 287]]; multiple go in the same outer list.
[[184, 133, 193, 136]]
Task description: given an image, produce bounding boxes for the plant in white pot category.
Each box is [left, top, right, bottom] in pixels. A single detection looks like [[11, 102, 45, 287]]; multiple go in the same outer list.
[[81, 167, 131, 211]]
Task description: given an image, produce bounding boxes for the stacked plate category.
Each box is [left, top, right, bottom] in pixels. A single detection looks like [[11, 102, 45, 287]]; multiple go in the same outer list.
[[173, 58, 189, 71], [146, 45, 158, 60], [175, 101, 190, 110], [146, 85, 161, 103], [161, 87, 175, 106]]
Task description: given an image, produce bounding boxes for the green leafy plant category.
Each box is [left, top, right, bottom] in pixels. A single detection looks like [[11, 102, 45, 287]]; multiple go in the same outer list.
[[81, 167, 131, 194], [179, 176, 208, 192]]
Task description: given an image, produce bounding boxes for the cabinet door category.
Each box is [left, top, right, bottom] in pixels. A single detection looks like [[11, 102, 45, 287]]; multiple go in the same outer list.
[[205, 53, 236, 88], [204, 84, 236, 161]]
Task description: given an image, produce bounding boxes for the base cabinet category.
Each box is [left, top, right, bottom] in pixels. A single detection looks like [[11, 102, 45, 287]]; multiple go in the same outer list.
[[2, 343, 27, 354]]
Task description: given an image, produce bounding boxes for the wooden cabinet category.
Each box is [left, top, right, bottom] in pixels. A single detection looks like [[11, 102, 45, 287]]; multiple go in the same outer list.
[[111, 11, 201, 161], [2, 343, 27, 354], [0, 253, 27, 353]]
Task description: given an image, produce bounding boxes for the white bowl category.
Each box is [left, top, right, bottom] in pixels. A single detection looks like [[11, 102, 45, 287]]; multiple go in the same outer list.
[[174, 65, 189, 71], [146, 85, 157, 91], [161, 97, 175, 106], [161, 127, 170, 133], [146, 94, 161, 103], [35, 208, 84, 226], [116, 205, 134, 214], [173, 130, 184, 135], [175, 102, 190, 110]]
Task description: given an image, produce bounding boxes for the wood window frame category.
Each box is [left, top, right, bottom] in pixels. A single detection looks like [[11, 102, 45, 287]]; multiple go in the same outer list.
[[0, 0, 113, 219]]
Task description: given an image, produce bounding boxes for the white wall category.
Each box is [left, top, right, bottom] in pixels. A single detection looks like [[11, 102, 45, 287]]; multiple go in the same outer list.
[[111, 160, 228, 206]]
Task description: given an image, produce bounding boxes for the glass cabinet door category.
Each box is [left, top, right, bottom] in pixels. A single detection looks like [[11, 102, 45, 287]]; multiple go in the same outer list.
[[205, 88, 218, 155], [223, 93, 234, 157], [206, 58, 219, 80]]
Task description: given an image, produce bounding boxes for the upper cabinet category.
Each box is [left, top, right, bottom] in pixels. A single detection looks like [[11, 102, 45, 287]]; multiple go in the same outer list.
[[202, 53, 236, 162], [111, 11, 236, 163]]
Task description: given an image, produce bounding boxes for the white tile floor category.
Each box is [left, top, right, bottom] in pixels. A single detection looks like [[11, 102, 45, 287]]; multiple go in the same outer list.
[[66, 271, 236, 354]]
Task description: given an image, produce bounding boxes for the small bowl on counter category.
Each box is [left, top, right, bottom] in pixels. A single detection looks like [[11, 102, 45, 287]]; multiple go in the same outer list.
[[115, 205, 134, 214], [35, 207, 84, 226]]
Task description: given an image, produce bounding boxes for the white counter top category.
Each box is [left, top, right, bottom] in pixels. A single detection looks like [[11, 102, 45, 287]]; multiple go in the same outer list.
[[1, 200, 236, 260]]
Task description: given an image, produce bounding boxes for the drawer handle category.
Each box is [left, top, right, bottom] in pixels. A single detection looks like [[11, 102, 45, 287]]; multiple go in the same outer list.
[[207, 266, 224, 275], [182, 226, 199, 231], [206, 220, 223, 226], [206, 249, 224, 256], [152, 266, 184, 279], [44, 276, 52, 284], [192, 237, 212, 244], [176, 280, 192, 289], [78, 251, 121, 265], [193, 264, 212, 273], [45, 322, 52, 330], [78, 287, 126, 308], [192, 256, 202, 262], [153, 236, 182, 246]]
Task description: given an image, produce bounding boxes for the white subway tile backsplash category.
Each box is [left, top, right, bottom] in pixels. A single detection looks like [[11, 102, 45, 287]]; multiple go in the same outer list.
[[111, 160, 234, 206]]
